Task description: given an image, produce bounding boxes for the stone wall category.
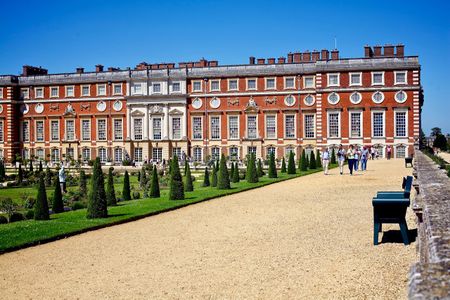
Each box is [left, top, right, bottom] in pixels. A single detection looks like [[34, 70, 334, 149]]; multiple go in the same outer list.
[[408, 151, 450, 299]]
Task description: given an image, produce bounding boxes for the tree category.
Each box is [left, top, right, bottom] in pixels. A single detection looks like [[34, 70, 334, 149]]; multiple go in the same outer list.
[[268, 152, 277, 178], [86, 158, 108, 218], [281, 157, 286, 173], [316, 150, 322, 168], [18, 164, 23, 184], [229, 162, 235, 181], [257, 159, 264, 177], [139, 166, 147, 189], [431, 127, 442, 137], [34, 177, 49, 220], [137, 170, 141, 183], [211, 163, 218, 187], [38, 160, 43, 173], [0, 197, 19, 220], [245, 153, 258, 183], [419, 129, 427, 149], [433, 134, 448, 151], [202, 167, 210, 187], [232, 162, 240, 183], [309, 151, 317, 169], [300, 149, 308, 171], [106, 167, 117, 206], [45, 166, 52, 187], [330, 148, 337, 164], [122, 171, 131, 201], [79, 170, 88, 198], [149, 166, 160, 198], [29, 160, 34, 173], [287, 151, 296, 174], [0, 160, 5, 182], [52, 176, 64, 213], [185, 162, 194, 192], [169, 155, 184, 200], [217, 154, 231, 189]]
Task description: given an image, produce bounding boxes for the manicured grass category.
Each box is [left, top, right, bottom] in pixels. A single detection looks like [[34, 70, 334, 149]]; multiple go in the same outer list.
[[0, 166, 332, 253]]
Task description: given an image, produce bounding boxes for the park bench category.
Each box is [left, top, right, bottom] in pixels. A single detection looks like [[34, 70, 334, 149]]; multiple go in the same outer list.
[[372, 176, 413, 245]]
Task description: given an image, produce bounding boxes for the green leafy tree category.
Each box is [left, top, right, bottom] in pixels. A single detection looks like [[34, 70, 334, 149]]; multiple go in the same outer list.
[[433, 134, 448, 151], [86, 158, 108, 218], [300, 149, 308, 171], [316, 150, 322, 168], [45, 166, 52, 187], [79, 170, 88, 198], [169, 155, 184, 200], [217, 154, 230, 189], [52, 176, 64, 213], [330, 148, 337, 164], [245, 153, 258, 183], [211, 163, 218, 187], [268, 152, 278, 178], [281, 157, 286, 173], [122, 170, 132, 201], [150, 166, 160, 198], [309, 151, 317, 169], [232, 162, 240, 183], [287, 151, 296, 174], [106, 167, 117, 206], [34, 177, 49, 220], [202, 167, 210, 187], [431, 127, 442, 137], [185, 163, 194, 192], [257, 159, 264, 177], [18, 164, 23, 184]]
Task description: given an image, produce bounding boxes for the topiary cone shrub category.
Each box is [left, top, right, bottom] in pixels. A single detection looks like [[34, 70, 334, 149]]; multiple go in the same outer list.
[[185, 163, 194, 192], [309, 151, 317, 169], [281, 157, 287, 173], [38, 160, 43, 173], [257, 159, 265, 177], [79, 170, 88, 198], [86, 157, 108, 219], [169, 155, 184, 200], [45, 166, 52, 187], [150, 166, 160, 198], [211, 163, 218, 187], [245, 153, 258, 183], [229, 162, 234, 181], [232, 162, 240, 183], [29, 160, 34, 173], [287, 151, 296, 174], [0, 160, 5, 182], [202, 167, 210, 187], [300, 149, 308, 171], [52, 176, 64, 213], [217, 154, 231, 189], [268, 152, 277, 178], [122, 170, 132, 201], [330, 148, 337, 164], [34, 177, 49, 220], [316, 149, 322, 168], [107, 167, 117, 206]]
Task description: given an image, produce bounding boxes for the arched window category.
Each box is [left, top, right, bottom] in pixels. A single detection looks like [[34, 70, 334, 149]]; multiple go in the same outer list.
[[211, 147, 220, 161], [98, 147, 107, 163], [229, 146, 239, 160], [396, 145, 406, 158], [114, 147, 123, 164]]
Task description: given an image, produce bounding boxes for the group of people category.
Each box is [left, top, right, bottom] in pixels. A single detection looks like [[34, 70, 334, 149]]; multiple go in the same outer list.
[[321, 145, 371, 175]]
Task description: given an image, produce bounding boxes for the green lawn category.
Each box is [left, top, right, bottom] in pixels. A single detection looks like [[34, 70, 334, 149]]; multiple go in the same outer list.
[[0, 167, 331, 253]]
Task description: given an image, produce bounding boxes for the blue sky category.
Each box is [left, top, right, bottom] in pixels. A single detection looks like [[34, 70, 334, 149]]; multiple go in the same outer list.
[[1, 0, 449, 134]]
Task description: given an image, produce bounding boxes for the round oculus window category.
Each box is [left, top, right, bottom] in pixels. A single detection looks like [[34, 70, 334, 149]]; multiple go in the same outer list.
[[327, 92, 340, 105], [97, 101, 107, 112], [192, 98, 202, 109], [35, 103, 44, 114], [350, 92, 362, 104], [284, 95, 296, 106], [372, 91, 384, 104], [113, 100, 123, 111], [395, 91, 407, 103], [303, 95, 315, 106], [210, 97, 220, 109], [20, 104, 29, 114]]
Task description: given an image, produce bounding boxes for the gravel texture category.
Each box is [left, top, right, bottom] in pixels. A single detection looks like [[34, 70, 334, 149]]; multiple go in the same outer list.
[[0, 159, 416, 299]]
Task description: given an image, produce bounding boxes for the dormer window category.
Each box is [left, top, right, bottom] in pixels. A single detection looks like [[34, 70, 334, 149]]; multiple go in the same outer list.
[[395, 71, 407, 85], [192, 81, 202, 92], [66, 86, 74, 97], [327, 73, 340, 87], [97, 84, 107, 96], [35, 87, 44, 98], [371, 72, 384, 86], [210, 80, 220, 91]]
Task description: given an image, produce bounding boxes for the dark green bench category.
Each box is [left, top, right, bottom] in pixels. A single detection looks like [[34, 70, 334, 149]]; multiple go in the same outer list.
[[372, 176, 413, 245]]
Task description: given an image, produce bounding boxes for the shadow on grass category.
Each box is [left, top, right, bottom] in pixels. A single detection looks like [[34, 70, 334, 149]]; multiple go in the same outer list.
[[381, 228, 417, 244], [107, 213, 128, 218]]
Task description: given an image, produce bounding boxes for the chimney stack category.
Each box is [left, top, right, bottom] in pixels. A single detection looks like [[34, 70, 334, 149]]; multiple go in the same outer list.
[[267, 58, 275, 64], [22, 65, 48, 76], [321, 49, 329, 60], [364, 46, 373, 58], [302, 51, 311, 62], [277, 57, 286, 64], [76, 67, 84, 74], [249, 56, 256, 65], [373, 46, 382, 57], [287, 53, 294, 63], [95, 64, 104, 72], [257, 58, 265, 64], [311, 50, 320, 62], [396, 44, 404, 57], [331, 50, 339, 60], [293, 52, 301, 63], [384, 44, 395, 57]]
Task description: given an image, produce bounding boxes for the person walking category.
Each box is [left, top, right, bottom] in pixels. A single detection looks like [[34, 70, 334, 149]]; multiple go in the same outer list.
[[386, 145, 392, 160], [59, 165, 67, 194], [322, 148, 330, 175], [337, 144, 346, 175], [370, 146, 375, 160], [354, 146, 360, 171], [361, 146, 369, 171], [347, 145, 355, 175]]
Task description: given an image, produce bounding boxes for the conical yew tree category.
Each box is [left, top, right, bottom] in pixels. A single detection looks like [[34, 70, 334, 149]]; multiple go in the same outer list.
[[229, 162, 234, 181], [52, 176, 64, 213], [34, 177, 49, 220], [316, 149, 322, 168], [257, 159, 264, 177], [268, 152, 277, 178], [309, 151, 317, 169], [122, 170, 131, 201], [281, 157, 287, 173], [169, 155, 184, 200], [106, 167, 117, 206], [245, 153, 258, 183], [300, 149, 308, 171], [331, 148, 337, 164], [287, 151, 296, 174], [150, 166, 160, 198], [86, 157, 108, 218], [0, 160, 5, 182], [38, 160, 43, 173], [185, 162, 194, 192], [211, 163, 218, 187], [45, 166, 52, 187], [232, 162, 240, 183], [79, 169, 88, 198], [202, 167, 210, 187], [217, 154, 230, 189]]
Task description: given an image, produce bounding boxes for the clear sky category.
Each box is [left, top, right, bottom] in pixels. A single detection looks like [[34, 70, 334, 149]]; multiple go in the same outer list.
[[1, 0, 449, 134]]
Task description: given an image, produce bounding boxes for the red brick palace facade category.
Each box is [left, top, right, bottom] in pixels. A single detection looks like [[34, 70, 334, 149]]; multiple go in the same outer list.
[[0, 44, 423, 165]]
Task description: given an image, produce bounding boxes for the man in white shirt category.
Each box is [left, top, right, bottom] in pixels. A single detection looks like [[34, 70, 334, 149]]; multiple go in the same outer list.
[[322, 148, 330, 175]]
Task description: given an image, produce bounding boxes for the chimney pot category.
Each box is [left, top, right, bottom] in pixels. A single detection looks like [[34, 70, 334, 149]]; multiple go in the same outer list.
[[331, 50, 339, 60], [257, 58, 265, 64], [293, 52, 301, 63], [302, 51, 311, 62], [287, 53, 294, 63], [277, 57, 286, 64], [364, 46, 373, 58], [95, 64, 104, 72], [384, 44, 395, 57], [249, 56, 256, 65], [311, 50, 320, 62], [267, 58, 275, 64], [321, 49, 329, 60], [373, 46, 382, 57], [76, 67, 84, 74], [396, 44, 405, 57]]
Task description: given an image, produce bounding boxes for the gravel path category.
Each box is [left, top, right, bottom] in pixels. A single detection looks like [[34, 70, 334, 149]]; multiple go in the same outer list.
[[438, 151, 450, 163], [0, 159, 416, 299]]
